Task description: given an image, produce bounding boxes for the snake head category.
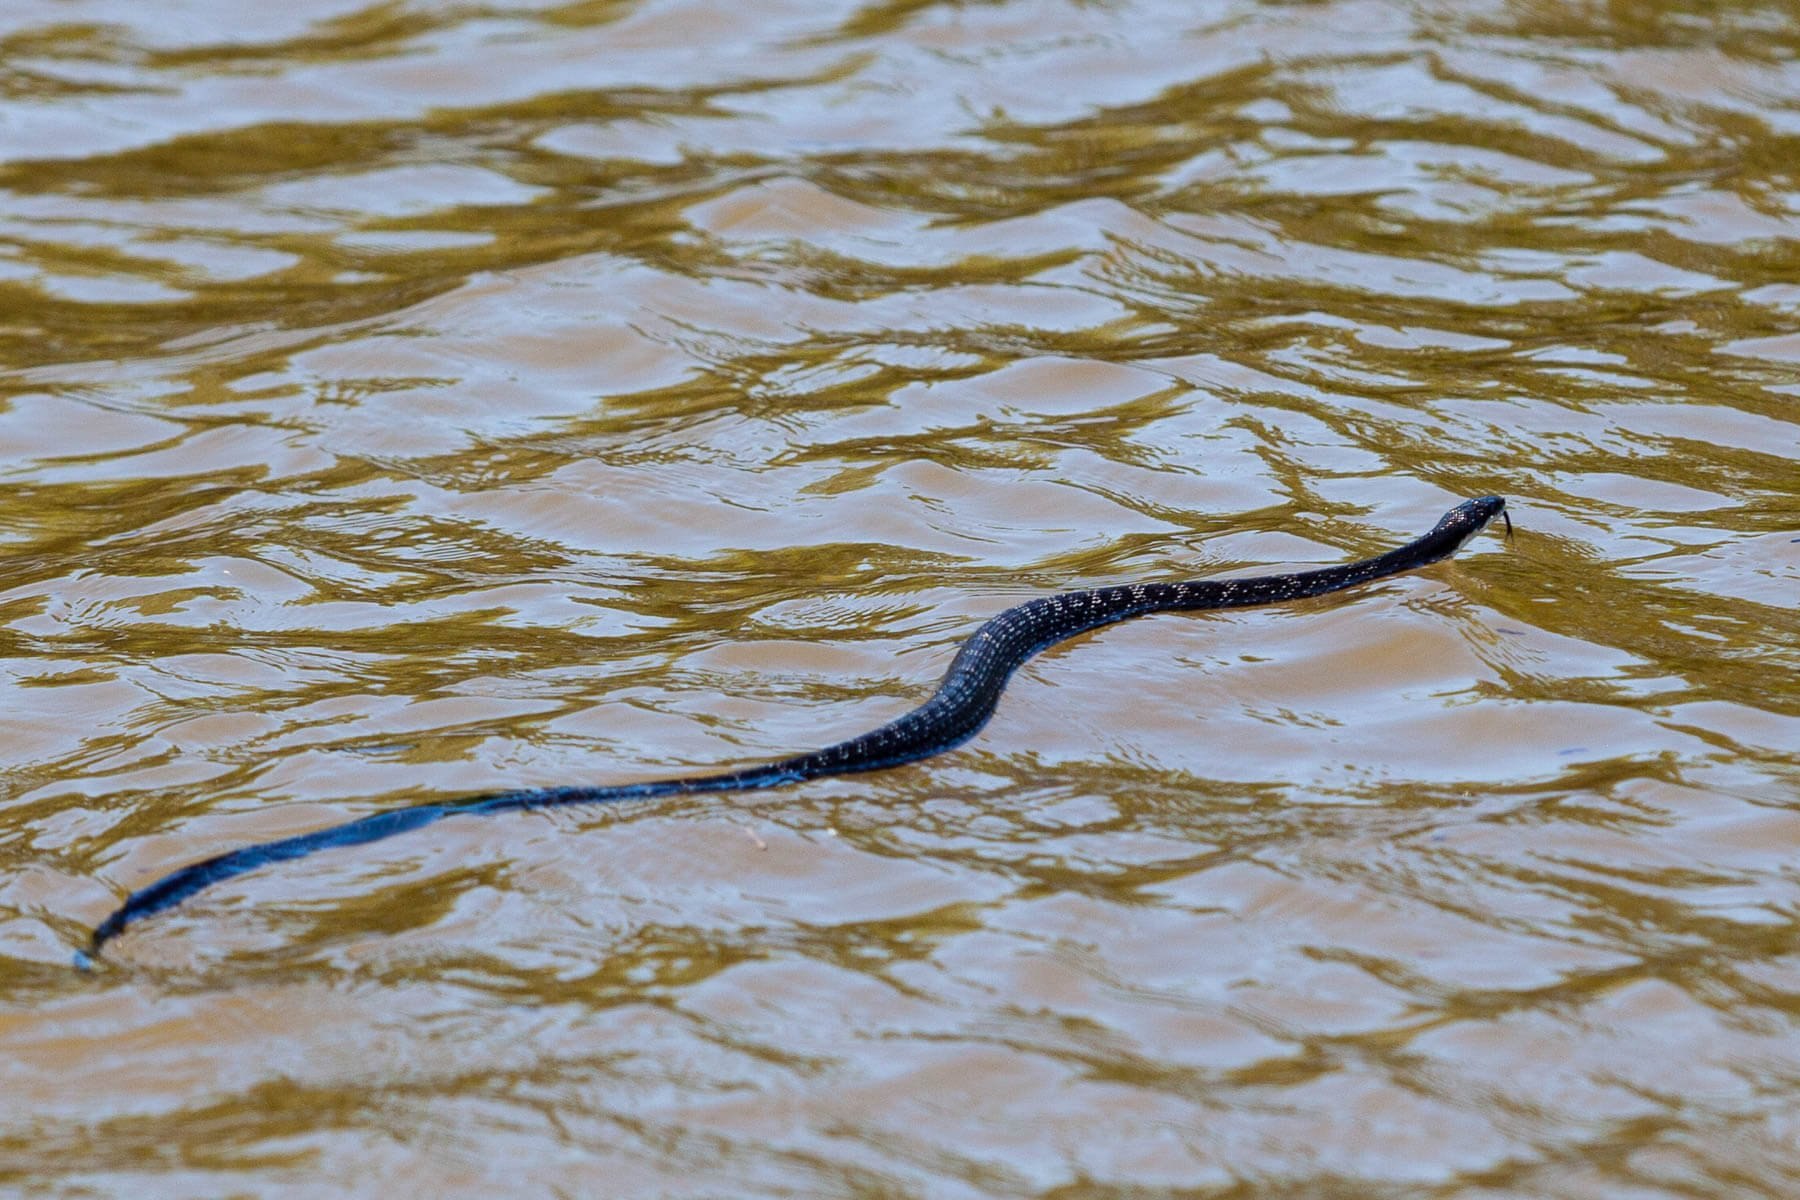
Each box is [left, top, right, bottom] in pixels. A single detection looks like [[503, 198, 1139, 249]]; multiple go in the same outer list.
[[1440, 495, 1510, 552]]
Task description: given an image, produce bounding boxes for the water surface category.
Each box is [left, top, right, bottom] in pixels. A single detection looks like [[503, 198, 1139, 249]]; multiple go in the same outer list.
[[1, 0, 1797, 1195]]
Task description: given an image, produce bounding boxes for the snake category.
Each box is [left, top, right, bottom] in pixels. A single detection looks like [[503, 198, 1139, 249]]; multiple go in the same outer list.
[[82, 495, 1508, 962]]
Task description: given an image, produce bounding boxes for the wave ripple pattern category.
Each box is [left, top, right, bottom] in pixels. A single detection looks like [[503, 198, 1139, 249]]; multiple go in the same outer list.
[[0, 1, 1795, 1197]]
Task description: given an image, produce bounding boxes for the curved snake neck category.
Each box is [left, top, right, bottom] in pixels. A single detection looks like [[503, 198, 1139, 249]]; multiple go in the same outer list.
[[84, 496, 1508, 960]]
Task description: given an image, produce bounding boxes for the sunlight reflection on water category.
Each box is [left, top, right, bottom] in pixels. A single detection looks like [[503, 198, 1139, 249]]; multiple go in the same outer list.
[[0, 0, 1797, 1195]]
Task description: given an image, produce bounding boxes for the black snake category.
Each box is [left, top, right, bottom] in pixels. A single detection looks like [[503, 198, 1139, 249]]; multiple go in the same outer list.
[[83, 495, 1508, 961]]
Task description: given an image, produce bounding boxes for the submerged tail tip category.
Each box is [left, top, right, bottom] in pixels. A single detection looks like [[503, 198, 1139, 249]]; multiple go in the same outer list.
[[73, 928, 107, 970], [79, 909, 131, 969]]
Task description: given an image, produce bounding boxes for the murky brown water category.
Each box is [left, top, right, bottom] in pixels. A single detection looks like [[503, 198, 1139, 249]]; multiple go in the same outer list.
[[1, 0, 1797, 1194]]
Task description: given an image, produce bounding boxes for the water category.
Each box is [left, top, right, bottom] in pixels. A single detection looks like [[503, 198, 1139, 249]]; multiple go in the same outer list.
[[1, 0, 1797, 1194]]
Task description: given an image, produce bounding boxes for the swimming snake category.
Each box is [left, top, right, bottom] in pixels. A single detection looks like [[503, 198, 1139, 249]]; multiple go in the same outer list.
[[82, 496, 1509, 962]]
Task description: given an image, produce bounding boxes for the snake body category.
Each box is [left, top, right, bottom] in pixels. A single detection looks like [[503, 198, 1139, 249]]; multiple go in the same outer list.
[[84, 496, 1507, 960]]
